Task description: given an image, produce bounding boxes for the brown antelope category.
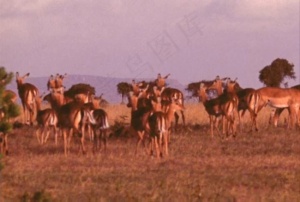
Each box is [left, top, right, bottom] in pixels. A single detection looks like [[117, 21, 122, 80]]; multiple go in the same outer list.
[[16, 72, 39, 125], [47, 73, 67, 91], [127, 91, 152, 155], [82, 94, 104, 141], [148, 97, 185, 158], [89, 108, 110, 152], [198, 81, 239, 138], [55, 73, 67, 89], [160, 87, 185, 128], [247, 86, 300, 131], [50, 87, 95, 155], [208, 76, 254, 132], [155, 73, 170, 89], [269, 84, 300, 127], [222, 79, 239, 136], [35, 94, 58, 145], [47, 75, 56, 90]]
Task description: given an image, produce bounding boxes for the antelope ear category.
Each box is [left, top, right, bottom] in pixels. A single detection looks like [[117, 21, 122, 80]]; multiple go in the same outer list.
[[25, 72, 30, 77], [164, 73, 170, 79]]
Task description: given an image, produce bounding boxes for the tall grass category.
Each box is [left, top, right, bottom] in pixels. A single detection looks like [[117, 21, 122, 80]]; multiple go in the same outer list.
[[0, 103, 299, 201]]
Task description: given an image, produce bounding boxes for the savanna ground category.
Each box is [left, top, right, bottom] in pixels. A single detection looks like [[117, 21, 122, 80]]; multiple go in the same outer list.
[[0, 103, 299, 201]]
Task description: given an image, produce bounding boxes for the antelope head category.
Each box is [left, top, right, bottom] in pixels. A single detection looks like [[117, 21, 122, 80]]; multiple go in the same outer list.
[[55, 73, 67, 88], [155, 73, 170, 88], [16, 72, 30, 86]]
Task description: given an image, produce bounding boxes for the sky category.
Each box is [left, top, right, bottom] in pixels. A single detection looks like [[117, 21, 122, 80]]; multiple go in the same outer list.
[[0, 0, 299, 88]]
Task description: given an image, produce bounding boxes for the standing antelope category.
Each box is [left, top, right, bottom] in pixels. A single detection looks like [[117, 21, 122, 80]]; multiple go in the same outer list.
[[247, 87, 300, 131], [35, 94, 58, 145], [270, 85, 300, 127], [127, 91, 152, 155], [148, 97, 185, 157], [89, 108, 110, 152], [198, 81, 239, 138], [16, 72, 39, 125], [208, 76, 253, 132], [50, 87, 94, 155], [47, 73, 67, 91], [160, 87, 185, 128]]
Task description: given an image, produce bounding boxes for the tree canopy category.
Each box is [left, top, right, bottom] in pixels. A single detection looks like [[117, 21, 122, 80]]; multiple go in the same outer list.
[[116, 82, 131, 104], [259, 58, 296, 87], [0, 67, 20, 133]]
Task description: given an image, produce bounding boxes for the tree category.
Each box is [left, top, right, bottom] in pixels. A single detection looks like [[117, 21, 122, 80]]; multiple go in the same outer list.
[[186, 81, 201, 99], [259, 58, 296, 87], [116, 82, 131, 104], [0, 67, 21, 155]]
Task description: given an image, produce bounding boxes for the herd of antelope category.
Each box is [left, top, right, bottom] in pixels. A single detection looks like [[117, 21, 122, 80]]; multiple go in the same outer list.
[[0, 72, 299, 158]]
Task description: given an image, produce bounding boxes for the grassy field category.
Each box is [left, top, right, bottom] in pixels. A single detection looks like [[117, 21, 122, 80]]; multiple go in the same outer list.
[[0, 104, 299, 201]]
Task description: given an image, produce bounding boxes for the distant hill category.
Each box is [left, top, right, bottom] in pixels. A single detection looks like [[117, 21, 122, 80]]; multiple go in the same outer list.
[[7, 75, 187, 104]]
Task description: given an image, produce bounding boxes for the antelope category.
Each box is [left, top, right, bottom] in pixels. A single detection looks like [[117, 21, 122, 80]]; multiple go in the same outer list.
[[208, 76, 254, 132], [160, 87, 185, 128], [222, 79, 239, 136], [127, 91, 152, 155], [82, 94, 104, 141], [247, 86, 300, 131], [16, 72, 39, 125], [50, 87, 95, 155], [47, 73, 67, 91], [35, 94, 58, 145], [270, 84, 300, 127], [55, 73, 67, 89], [148, 97, 184, 157], [132, 75, 185, 128], [89, 108, 110, 152], [47, 75, 57, 91], [155, 73, 170, 89], [198, 81, 239, 138]]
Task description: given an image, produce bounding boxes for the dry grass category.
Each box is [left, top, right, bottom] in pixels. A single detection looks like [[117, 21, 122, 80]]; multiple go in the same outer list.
[[0, 104, 299, 201]]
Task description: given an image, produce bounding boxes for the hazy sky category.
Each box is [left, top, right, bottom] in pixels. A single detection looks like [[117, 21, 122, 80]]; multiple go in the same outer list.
[[0, 0, 299, 88]]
